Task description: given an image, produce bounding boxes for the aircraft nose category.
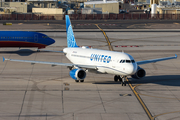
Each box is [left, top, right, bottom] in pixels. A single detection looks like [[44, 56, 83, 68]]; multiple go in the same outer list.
[[48, 38, 55, 45], [127, 64, 137, 75]]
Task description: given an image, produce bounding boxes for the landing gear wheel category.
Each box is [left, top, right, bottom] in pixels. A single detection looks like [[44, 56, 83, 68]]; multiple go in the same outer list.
[[75, 80, 79, 82], [114, 75, 118, 82], [80, 80, 84, 82], [118, 76, 122, 82]]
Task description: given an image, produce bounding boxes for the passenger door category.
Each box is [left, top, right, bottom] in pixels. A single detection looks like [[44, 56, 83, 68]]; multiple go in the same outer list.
[[34, 34, 38, 42]]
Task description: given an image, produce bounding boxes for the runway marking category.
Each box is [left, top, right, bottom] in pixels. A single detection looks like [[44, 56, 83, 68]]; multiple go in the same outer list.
[[152, 111, 180, 119], [127, 24, 147, 28], [114, 45, 180, 47], [119, 94, 132, 96], [127, 79, 153, 120], [18, 53, 38, 120], [64, 87, 69, 91], [126, 23, 170, 29], [64, 83, 70, 86], [94, 24, 153, 119], [95, 24, 114, 51], [138, 93, 180, 100], [173, 23, 179, 25], [93, 25, 162, 119], [132, 84, 142, 88], [115, 45, 139, 47], [76, 24, 116, 26], [129, 82, 180, 120]]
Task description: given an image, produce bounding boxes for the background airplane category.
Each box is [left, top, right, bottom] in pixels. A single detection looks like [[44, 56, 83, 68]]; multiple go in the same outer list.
[[3, 15, 177, 86], [0, 31, 55, 49]]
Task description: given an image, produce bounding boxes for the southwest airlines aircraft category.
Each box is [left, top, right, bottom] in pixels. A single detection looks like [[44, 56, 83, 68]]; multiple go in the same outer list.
[[3, 15, 177, 86], [0, 31, 55, 49]]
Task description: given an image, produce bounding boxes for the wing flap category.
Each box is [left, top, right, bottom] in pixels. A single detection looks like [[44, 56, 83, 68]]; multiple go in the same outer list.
[[137, 54, 177, 65]]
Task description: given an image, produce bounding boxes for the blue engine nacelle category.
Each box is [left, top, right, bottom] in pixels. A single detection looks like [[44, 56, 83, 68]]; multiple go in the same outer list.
[[131, 66, 146, 79], [69, 69, 86, 80]]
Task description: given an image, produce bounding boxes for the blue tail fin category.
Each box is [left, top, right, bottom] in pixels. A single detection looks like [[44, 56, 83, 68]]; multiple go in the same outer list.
[[66, 15, 78, 48]]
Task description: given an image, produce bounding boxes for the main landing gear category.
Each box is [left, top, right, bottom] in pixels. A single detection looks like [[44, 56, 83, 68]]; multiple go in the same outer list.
[[114, 75, 126, 86], [75, 80, 84, 82]]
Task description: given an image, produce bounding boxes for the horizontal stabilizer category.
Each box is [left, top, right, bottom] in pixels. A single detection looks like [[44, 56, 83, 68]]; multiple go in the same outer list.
[[2, 57, 5, 62]]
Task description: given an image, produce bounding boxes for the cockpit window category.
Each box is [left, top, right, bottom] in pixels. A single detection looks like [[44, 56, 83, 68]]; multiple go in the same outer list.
[[126, 60, 131, 63], [120, 60, 135, 63], [131, 60, 135, 63], [42, 36, 49, 38], [120, 60, 125, 63]]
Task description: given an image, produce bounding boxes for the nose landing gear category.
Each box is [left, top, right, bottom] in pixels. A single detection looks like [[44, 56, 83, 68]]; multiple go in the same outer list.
[[114, 75, 127, 86], [121, 76, 126, 86]]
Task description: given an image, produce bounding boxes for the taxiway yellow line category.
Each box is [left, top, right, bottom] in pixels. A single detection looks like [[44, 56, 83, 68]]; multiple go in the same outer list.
[[173, 22, 179, 25], [127, 79, 153, 120], [95, 24, 114, 51], [152, 111, 180, 119], [95, 23, 153, 119]]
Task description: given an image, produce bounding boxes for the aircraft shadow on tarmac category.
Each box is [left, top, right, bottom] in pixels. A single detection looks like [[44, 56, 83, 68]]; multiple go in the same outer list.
[[0, 49, 47, 56], [130, 75, 180, 87], [91, 81, 122, 84], [93, 75, 180, 86]]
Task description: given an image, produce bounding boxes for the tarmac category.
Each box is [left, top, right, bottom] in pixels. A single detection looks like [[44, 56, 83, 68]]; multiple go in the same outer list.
[[0, 22, 180, 120]]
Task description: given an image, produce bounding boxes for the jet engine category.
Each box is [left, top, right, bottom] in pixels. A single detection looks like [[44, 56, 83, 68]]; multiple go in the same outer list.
[[131, 66, 146, 79], [69, 69, 86, 80]]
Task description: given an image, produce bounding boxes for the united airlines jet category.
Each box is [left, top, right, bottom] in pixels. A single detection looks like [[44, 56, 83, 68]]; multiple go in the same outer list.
[[3, 15, 177, 86]]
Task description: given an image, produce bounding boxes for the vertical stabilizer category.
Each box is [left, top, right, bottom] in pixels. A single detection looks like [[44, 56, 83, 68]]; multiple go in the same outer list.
[[66, 15, 78, 48]]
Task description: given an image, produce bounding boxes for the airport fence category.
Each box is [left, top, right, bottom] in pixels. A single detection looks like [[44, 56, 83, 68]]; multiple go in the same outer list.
[[0, 14, 180, 20]]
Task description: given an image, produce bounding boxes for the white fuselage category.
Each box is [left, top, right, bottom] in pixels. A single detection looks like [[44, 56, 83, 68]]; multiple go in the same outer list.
[[63, 47, 138, 76]]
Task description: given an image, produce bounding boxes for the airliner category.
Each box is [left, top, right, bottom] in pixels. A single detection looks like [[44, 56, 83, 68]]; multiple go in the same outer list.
[[3, 15, 177, 86], [0, 31, 55, 49]]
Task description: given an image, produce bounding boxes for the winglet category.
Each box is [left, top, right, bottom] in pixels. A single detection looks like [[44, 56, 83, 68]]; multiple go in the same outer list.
[[2, 57, 5, 62], [175, 54, 178, 58]]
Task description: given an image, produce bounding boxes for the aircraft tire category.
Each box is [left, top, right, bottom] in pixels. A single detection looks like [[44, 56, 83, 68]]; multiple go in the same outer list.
[[114, 75, 118, 82], [118, 76, 122, 82], [75, 80, 79, 82], [80, 80, 84, 82]]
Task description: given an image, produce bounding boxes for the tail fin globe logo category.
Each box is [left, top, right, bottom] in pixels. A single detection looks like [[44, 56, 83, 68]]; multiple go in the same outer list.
[[66, 15, 78, 48]]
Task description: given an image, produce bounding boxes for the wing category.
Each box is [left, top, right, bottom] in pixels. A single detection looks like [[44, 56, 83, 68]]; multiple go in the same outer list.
[[137, 54, 177, 65], [3, 57, 97, 69], [37, 49, 64, 53]]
